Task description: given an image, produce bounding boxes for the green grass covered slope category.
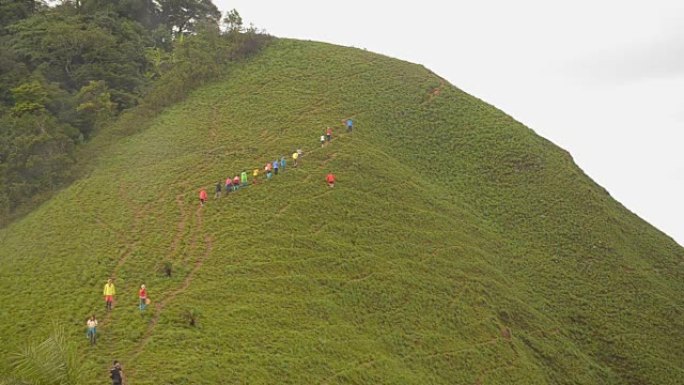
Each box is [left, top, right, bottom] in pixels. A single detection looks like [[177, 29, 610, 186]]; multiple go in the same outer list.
[[0, 39, 682, 385]]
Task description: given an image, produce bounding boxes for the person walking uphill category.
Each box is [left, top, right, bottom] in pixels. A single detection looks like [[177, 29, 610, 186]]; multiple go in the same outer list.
[[326, 172, 336, 188], [292, 151, 299, 168], [280, 156, 286, 171], [326, 126, 333, 142], [138, 284, 148, 311], [110, 361, 126, 385], [343, 118, 353, 132], [86, 314, 98, 345], [241, 170, 248, 186], [103, 278, 116, 311], [265, 162, 272, 180], [273, 159, 280, 175], [215, 181, 222, 199], [226, 176, 233, 191], [199, 188, 208, 206]]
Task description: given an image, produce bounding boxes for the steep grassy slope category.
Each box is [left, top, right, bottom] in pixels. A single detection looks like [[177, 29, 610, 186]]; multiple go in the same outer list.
[[0, 39, 682, 385]]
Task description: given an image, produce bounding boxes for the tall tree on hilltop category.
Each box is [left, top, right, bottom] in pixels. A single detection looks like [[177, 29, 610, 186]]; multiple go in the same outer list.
[[158, 0, 221, 37], [223, 8, 242, 32], [222, 8, 242, 39]]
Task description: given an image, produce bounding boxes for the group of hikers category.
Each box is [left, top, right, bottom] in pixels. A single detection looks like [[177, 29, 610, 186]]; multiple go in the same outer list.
[[199, 152, 296, 206], [92, 118, 354, 384], [88, 278, 142, 384], [88, 279, 149, 345], [198, 118, 352, 205]]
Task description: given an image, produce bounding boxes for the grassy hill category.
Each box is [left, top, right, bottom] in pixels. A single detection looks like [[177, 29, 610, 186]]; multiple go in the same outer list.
[[0, 39, 682, 385]]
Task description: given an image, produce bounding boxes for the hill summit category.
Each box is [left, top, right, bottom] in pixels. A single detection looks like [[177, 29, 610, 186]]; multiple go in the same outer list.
[[0, 39, 682, 385]]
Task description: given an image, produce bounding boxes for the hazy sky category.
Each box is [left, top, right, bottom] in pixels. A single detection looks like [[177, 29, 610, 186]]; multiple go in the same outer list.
[[216, 0, 683, 245]]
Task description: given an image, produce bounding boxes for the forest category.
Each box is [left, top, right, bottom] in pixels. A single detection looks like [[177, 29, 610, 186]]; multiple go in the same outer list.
[[0, 0, 269, 225]]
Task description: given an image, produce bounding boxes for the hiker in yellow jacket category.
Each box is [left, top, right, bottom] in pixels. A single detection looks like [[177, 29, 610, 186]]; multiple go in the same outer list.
[[103, 278, 116, 311]]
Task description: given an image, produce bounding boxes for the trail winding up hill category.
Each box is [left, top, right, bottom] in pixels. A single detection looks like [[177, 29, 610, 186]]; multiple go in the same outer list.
[[0, 39, 682, 385]]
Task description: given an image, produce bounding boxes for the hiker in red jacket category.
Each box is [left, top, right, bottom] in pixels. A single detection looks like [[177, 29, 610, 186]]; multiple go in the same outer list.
[[199, 189, 208, 206], [326, 172, 336, 188], [138, 284, 147, 312]]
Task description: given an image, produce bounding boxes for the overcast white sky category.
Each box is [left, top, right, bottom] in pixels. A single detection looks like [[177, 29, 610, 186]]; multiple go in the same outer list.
[[216, 0, 683, 245]]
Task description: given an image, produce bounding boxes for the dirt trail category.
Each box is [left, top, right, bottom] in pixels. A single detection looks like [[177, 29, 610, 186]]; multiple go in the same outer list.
[[96, 200, 151, 326], [122, 113, 357, 379], [168, 193, 189, 256], [300, 150, 337, 184], [113, 203, 151, 275], [426, 79, 446, 103], [132, 205, 213, 358]]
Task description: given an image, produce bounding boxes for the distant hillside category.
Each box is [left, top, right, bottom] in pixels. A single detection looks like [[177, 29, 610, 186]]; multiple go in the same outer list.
[[0, 39, 681, 385]]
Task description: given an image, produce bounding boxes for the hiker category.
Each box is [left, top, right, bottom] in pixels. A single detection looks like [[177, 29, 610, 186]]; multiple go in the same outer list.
[[199, 189, 208, 206], [343, 118, 353, 132], [110, 361, 126, 385], [320, 134, 325, 147], [232, 175, 240, 191], [326, 127, 333, 142], [138, 284, 147, 311], [292, 151, 299, 168], [326, 172, 336, 188], [215, 181, 222, 199], [103, 278, 116, 311], [86, 314, 98, 345], [273, 159, 279, 175], [225, 177, 232, 194], [280, 156, 286, 171], [252, 168, 260, 184], [265, 162, 272, 180], [241, 170, 248, 186]]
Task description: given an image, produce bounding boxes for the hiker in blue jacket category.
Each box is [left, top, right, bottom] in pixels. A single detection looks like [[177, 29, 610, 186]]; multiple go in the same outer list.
[[344, 118, 353, 132], [273, 159, 280, 176]]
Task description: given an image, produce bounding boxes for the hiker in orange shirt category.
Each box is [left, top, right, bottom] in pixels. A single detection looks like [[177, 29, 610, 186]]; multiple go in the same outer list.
[[199, 189, 208, 206], [265, 162, 273, 180]]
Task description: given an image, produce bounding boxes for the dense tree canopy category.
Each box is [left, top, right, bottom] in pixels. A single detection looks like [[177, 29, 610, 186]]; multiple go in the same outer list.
[[0, 0, 270, 224]]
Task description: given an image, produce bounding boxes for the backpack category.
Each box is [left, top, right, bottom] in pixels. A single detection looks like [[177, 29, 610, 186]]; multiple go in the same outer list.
[[110, 367, 121, 381]]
